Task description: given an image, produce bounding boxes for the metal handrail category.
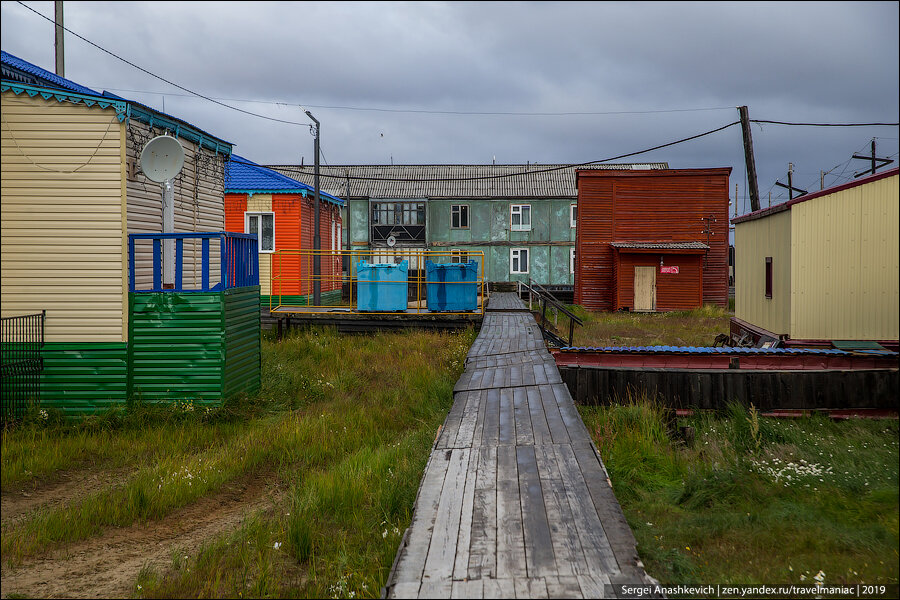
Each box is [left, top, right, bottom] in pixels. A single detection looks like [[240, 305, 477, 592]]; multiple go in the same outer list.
[[518, 278, 583, 346]]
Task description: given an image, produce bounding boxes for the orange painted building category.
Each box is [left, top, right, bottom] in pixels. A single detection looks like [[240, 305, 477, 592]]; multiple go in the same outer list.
[[224, 156, 343, 303], [575, 168, 731, 312]]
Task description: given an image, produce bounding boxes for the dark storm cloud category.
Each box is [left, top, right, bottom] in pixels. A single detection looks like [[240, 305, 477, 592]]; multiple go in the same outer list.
[[2, 1, 897, 208]]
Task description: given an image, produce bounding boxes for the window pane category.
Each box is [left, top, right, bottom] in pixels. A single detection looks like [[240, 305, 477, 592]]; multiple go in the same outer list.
[[461, 205, 468, 227], [512, 212, 521, 226], [522, 206, 531, 225], [261, 215, 274, 251], [248, 215, 258, 236], [452, 209, 460, 228]]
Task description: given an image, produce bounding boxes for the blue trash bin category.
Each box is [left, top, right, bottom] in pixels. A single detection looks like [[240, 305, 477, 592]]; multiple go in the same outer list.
[[425, 260, 479, 312], [356, 260, 409, 312]]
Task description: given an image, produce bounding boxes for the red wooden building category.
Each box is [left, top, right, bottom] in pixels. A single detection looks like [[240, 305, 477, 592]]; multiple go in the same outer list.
[[574, 168, 731, 312]]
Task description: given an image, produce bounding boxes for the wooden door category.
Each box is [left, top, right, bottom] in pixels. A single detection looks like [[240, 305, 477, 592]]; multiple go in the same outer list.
[[634, 266, 656, 311]]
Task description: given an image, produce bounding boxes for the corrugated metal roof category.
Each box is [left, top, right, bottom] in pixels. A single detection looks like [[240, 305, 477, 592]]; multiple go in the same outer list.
[[1, 50, 99, 95], [225, 156, 343, 204], [610, 241, 710, 250], [267, 163, 669, 199], [558, 345, 895, 356]]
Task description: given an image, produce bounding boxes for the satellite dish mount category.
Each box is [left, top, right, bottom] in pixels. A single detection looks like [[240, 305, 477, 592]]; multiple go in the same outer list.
[[140, 135, 185, 288]]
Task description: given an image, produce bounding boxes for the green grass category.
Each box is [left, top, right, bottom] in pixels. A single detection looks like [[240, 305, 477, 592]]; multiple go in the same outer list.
[[579, 395, 900, 587], [546, 303, 732, 347], [2, 325, 476, 598]]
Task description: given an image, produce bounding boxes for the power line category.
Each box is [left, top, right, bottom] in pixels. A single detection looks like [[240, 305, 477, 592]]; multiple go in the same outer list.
[[750, 119, 899, 127], [15, 1, 312, 127], [268, 121, 742, 183]]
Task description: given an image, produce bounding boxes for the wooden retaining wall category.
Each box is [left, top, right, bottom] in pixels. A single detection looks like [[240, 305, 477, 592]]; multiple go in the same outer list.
[[559, 365, 899, 411]]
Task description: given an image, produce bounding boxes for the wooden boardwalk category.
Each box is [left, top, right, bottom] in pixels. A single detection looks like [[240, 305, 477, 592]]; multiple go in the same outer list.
[[384, 293, 655, 599]]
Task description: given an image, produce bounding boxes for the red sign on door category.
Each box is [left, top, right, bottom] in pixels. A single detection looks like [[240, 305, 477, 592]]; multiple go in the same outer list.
[[660, 266, 679, 274]]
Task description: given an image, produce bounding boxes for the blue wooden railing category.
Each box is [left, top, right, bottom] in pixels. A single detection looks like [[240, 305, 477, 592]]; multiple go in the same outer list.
[[129, 232, 259, 292]]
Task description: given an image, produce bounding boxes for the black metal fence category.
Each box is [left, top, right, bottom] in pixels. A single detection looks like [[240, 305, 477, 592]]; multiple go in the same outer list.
[[1, 311, 45, 423]]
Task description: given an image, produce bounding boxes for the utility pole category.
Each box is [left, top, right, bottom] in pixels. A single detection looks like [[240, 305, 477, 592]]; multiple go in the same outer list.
[[734, 183, 738, 217], [775, 162, 807, 200], [54, 1, 64, 77], [304, 110, 322, 306], [738, 106, 761, 212], [852, 139, 894, 178]]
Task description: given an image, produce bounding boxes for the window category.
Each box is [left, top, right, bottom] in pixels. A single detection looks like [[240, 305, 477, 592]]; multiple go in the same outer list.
[[765, 257, 773, 298], [245, 212, 275, 252], [451, 249, 468, 264], [570, 204, 577, 228], [510, 248, 529, 274], [451, 204, 469, 229], [510, 204, 531, 231], [570, 247, 576, 274]]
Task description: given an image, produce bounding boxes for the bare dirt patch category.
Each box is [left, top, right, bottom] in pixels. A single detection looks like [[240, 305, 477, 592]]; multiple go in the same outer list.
[[1, 472, 283, 599], [1, 468, 134, 528]]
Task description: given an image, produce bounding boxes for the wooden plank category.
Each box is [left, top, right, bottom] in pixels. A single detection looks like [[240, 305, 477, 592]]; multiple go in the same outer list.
[[516, 446, 557, 578], [572, 442, 641, 575], [515, 577, 549, 599], [453, 449, 479, 581], [526, 387, 553, 445], [513, 386, 534, 446], [468, 446, 497, 580], [419, 579, 453, 599], [455, 389, 481, 448], [482, 578, 517, 599], [552, 383, 592, 442], [498, 388, 516, 446], [471, 389, 488, 448], [534, 445, 589, 576], [545, 576, 584, 599], [392, 450, 454, 583], [496, 445, 527, 579], [423, 448, 471, 580], [451, 579, 484, 599], [553, 444, 619, 574], [576, 573, 612, 599], [389, 582, 421, 599], [539, 384, 570, 445], [437, 391, 469, 449], [481, 387, 501, 446]]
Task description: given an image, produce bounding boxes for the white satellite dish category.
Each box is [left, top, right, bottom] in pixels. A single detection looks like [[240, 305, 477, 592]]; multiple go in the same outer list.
[[140, 135, 185, 183], [386, 235, 397, 247]]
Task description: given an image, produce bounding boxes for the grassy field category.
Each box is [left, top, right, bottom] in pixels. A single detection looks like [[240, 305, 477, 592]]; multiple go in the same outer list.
[[579, 396, 900, 588], [539, 303, 732, 348], [1, 325, 475, 598]]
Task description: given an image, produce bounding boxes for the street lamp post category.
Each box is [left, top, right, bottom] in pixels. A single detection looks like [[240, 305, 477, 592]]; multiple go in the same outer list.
[[304, 110, 321, 306]]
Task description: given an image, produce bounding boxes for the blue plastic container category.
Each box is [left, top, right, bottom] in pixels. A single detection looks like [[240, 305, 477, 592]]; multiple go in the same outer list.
[[356, 260, 409, 312], [425, 260, 479, 312]]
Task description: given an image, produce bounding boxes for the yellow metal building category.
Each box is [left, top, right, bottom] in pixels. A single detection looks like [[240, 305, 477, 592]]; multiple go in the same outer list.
[[733, 167, 899, 346]]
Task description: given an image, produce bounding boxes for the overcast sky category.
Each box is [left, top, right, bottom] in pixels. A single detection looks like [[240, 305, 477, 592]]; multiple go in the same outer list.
[[2, 1, 898, 213]]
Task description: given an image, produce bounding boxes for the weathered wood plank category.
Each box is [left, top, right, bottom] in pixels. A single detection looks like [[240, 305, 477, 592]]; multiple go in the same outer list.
[[534, 444, 589, 576], [515, 577, 549, 599], [419, 579, 453, 599], [544, 576, 584, 599], [517, 446, 557, 578], [577, 573, 613, 599], [393, 451, 454, 583], [453, 448, 479, 581], [423, 448, 471, 580], [451, 579, 484, 599], [539, 384, 571, 445], [498, 388, 516, 446], [482, 578, 517, 599], [496, 445, 527, 579], [481, 387, 501, 446], [468, 445, 497, 580], [513, 387, 534, 446], [389, 581, 421, 599], [455, 389, 481, 448]]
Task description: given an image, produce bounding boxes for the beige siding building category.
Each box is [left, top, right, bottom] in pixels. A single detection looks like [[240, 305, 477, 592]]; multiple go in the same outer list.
[[732, 167, 899, 346]]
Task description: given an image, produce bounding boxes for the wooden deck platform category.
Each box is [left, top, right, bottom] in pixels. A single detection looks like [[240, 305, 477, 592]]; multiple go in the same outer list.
[[383, 293, 655, 599], [262, 304, 483, 333]]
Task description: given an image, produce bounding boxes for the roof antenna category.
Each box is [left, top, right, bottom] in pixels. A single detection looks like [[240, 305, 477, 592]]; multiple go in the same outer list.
[[493, 155, 496, 165], [301, 156, 304, 166]]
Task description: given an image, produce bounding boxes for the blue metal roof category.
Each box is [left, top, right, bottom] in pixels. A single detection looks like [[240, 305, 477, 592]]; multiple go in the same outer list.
[[558, 345, 898, 356], [1, 50, 99, 95], [225, 156, 343, 205]]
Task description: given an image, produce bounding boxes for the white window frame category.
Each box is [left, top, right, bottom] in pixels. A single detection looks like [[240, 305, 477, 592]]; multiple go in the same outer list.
[[245, 212, 275, 253], [570, 204, 577, 228], [570, 247, 576, 274], [451, 204, 469, 229], [510, 248, 529, 274], [451, 249, 468, 264], [510, 204, 531, 232]]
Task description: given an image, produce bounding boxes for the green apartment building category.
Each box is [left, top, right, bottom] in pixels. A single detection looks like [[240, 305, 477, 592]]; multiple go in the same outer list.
[[270, 163, 667, 288]]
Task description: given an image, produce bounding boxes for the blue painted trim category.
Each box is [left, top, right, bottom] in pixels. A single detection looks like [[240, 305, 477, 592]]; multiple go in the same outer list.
[[224, 188, 343, 206], [127, 103, 232, 155], [1, 81, 127, 121]]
